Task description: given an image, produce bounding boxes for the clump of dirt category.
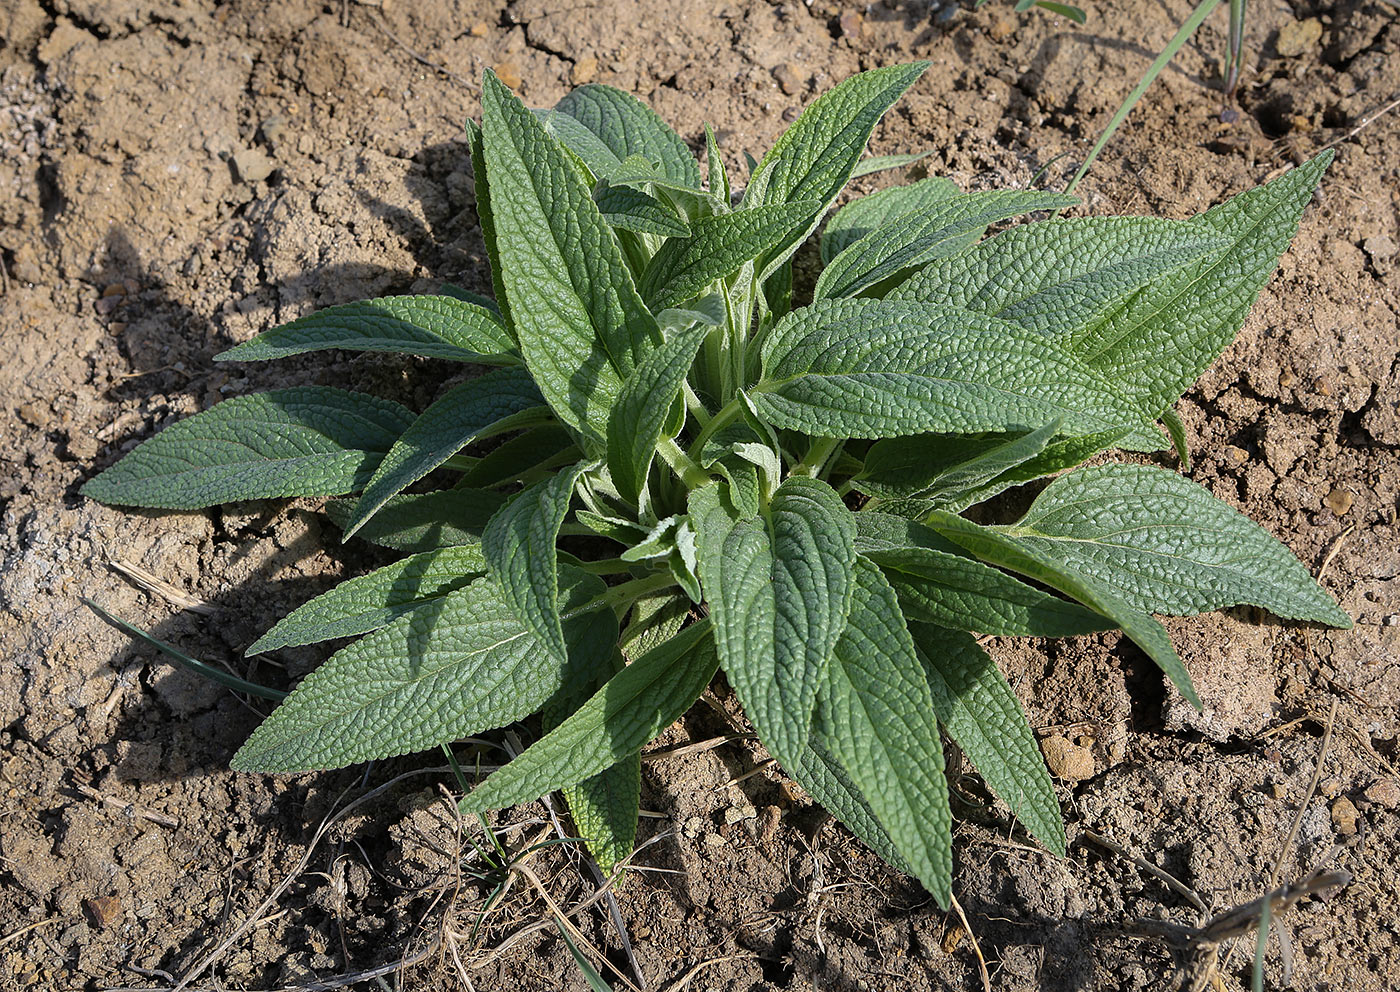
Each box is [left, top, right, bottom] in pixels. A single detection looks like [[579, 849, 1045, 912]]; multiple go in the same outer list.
[[1, 0, 1396, 989]]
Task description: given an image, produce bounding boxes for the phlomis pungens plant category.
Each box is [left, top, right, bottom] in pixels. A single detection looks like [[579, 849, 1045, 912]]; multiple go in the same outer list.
[[85, 63, 1350, 902]]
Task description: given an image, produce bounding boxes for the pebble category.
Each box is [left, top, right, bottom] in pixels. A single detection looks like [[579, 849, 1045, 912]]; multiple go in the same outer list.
[[703, 832, 727, 848], [988, 14, 1016, 42], [1041, 735, 1095, 782], [84, 895, 121, 928], [1324, 487, 1353, 515], [839, 11, 863, 38], [1363, 778, 1400, 808], [773, 62, 806, 96], [723, 803, 757, 825], [1331, 795, 1358, 835], [231, 147, 273, 183], [494, 61, 523, 90], [1276, 18, 1323, 57], [571, 57, 598, 86], [470, 21, 489, 37]]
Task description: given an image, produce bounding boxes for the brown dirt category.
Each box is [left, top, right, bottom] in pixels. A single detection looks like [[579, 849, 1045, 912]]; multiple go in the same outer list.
[[1, 0, 1397, 989]]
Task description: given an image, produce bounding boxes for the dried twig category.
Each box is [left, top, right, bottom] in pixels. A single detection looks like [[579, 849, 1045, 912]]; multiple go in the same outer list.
[[73, 781, 180, 829], [1083, 830, 1210, 914], [948, 895, 992, 992]]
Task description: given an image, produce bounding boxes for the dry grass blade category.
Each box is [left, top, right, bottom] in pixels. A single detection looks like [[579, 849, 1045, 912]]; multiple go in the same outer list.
[[1082, 830, 1209, 914], [107, 558, 218, 615], [948, 894, 991, 992]]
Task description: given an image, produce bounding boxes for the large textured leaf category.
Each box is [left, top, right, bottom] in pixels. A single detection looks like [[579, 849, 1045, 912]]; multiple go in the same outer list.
[[639, 201, 819, 311], [1003, 465, 1351, 625], [814, 190, 1076, 300], [554, 84, 702, 189], [480, 72, 660, 447], [326, 489, 508, 552], [820, 177, 960, 262], [816, 557, 952, 904], [908, 624, 1064, 856], [751, 62, 928, 276], [856, 513, 1110, 637], [752, 298, 1159, 444], [83, 388, 414, 509], [926, 510, 1200, 708], [464, 119, 511, 327], [607, 322, 710, 505], [231, 570, 613, 772], [855, 420, 1060, 503], [248, 546, 489, 654], [342, 369, 548, 538], [1070, 153, 1331, 415], [594, 183, 691, 237], [561, 755, 640, 874], [215, 296, 516, 364], [482, 462, 589, 663], [888, 217, 1230, 338], [460, 621, 718, 813], [457, 425, 579, 489], [689, 477, 856, 767]]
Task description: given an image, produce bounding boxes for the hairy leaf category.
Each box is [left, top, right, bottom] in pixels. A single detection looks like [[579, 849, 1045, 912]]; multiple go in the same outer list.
[[820, 177, 960, 262], [855, 420, 1061, 503], [82, 388, 414, 509], [555, 84, 702, 189], [464, 119, 512, 327], [594, 183, 692, 237], [457, 425, 579, 490], [215, 296, 516, 364], [326, 489, 507, 552]]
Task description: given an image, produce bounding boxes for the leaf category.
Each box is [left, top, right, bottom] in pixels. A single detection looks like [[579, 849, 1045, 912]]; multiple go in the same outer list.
[[214, 296, 517, 364], [1031, 0, 1086, 23], [750, 62, 928, 277], [480, 72, 660, 447], [752, 298, 1158, 443], [607, 322, 710, 505], [554, 83, 702, 189], [814, 557, 952, 904], [1069, 153, 1332, 416], [460, 620, 718, 813], [483, 462, 590, 663], [594, 183, 692, 237], [326, 489, 508, 552], [887, 217, 1230, 339], [856, 419, 1061, 503], [247, 546, 489, 655], [620, 591, 690, 660], [925, 510, 1201, 708], [856, 513, 1111, 637], [814, 189, 1076, 300], [457, 425, 579, 489], [705, 123, 730, 203], [689, 477, 856, 767], [639, 201, 820, 311], [465, 120, 512, 328], [231, 569, 614, 772], [820, 176, 960, 262], [908, 624, 1065, 856], [849, 150, 934, 179], [561, 755, 640, 874], [343, 370, 549, 537], [1001, 464, 1351, 625], [82, 388, 415, 509]]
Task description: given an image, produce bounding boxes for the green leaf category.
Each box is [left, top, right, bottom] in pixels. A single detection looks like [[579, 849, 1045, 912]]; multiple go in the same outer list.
[[231, 569, 614, 772], [326, 489, 508, 552], [457, 425, 579, 489], [752, 298, 1158, 443], [751, 62, 929, 277], [925, 510, 1201, 708], [594, 183, 692, 237], [849, 150, 934, 179], [856, 419, 1061, 503], [480, 72, 660, 447], [465, 119, 512, 328], [214, 296, 517, 364], [460, 620, 718, 813], [482, 461, 590, 663], [814, 557, 952, 904], [705, 123, 730, 203], [689, 477, 856, 767], [1001, 464, 1351, 626], [620, 591, 690, 660], [820, 177, 960, 262], [247, 546, 489, 655], [1069, 153, 1332, 416], [343, 370, 549, 537], [1032, 0, 1086, 23], [888, 217, 1230, 339], [814, 189, 1076, 300], [908, 624, 1065, 856], [561, 755, 640, 874], [639, 201, 820, 311], [856, 513, 1111, 637], [555, 83, 702, 189], [82, 388, 415, 509], [607, 322, 710, 505], [533, 107, 624, 179]]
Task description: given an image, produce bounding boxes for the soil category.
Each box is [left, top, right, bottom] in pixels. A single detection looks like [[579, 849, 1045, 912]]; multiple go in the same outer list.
[[1, 0, 1396, 989]]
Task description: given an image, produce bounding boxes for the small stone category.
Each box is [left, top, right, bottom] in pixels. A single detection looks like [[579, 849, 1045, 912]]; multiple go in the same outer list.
[[84, 895, 122, 928], [682, 815, 704, 839], [65, 432, 98, 461], [703, 832, 727, 848], [838, 11, 863, 38], [102, 282, 126, 298], [1224, 445, 1250, 464], [17, 402, 49, 427], [470, 21, 489, 37], [231, 147, 274, 183], [1331, 795, 1358, 835], [1319, 776, 1344, 799], [94, 295, 121, 316], [1324, 487, 1353, 515], [1276, 18, 1323, 58], [571, 57, 598, 86], [1363, 778, 1400, 809], [494, 61, 522, 90], [723, 803, 757, 825], [988, 14, 1016, 42], [773, 62, 806, 96], [1041, 735, 1095, 782]]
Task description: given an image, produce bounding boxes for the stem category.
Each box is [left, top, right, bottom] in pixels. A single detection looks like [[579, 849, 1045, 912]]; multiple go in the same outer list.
[[790, 438, 840, 479], [562, 556, 635, 576], [1063, 0, 1222, 195], [656, 437, 711, 488], [682, 381, 712, 428], [442, 454, 481, 472], [596, 572, 677, 618], [687, 395, 746, 460]]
